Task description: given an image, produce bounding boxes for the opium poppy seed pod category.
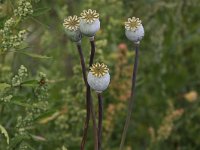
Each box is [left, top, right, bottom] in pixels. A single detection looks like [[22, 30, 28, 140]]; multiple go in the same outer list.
[[80, 9, 100, 37], [87, 63, 110, 93], [63, 15, 82, 42], [125, 17, 144, 43]]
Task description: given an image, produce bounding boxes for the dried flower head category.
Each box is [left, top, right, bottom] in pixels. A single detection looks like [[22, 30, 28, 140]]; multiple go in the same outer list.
[[80, 9, 99, 23], [125, 17, 142, 31], [90, 63, 109, 77], [87, 63, 110, 93], [63, 16, 80, 31], [125, 17, 144, 43]]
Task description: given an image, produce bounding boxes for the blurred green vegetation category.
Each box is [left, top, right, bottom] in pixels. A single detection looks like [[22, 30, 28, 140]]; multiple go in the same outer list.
[[0, 0, 200, 149]]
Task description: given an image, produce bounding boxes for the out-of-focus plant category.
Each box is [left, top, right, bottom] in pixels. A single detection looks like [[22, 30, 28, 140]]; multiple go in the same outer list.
[[0, 0, 50, 149], [0, 65, 49, 149], [0, 0, 33, 55], [148, 101, 184, 149]]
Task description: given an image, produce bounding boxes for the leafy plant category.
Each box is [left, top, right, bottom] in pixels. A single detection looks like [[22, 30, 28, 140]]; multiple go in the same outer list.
[[0, 0, 200, 150]]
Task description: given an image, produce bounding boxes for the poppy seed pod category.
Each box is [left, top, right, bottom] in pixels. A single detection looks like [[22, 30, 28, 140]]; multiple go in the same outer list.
[[63, 15, 82, 42], [87, 63, 110, 93], [125, 17, 144, 43], [80, 9, 100, 37]]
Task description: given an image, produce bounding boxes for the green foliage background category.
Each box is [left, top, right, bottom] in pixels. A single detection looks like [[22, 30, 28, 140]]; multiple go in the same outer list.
[[0, 0, 200, 149]]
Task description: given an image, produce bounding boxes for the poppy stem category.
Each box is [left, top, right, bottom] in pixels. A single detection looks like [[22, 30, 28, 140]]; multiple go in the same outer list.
[[79, 37, 98, 150], [89, 37, 99, 150], [120, 43, 140, 150], [98, 93, 103, 150], [77, 43, 90, 150]]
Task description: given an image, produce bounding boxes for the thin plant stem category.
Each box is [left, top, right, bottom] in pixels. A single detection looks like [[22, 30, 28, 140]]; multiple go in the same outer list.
[[77, 43, 90, 150], [88, 38, 98, 150], [81, 85, 98, 150], [119, 43, 140, 150], [79, 37, 98, 150], [89, 39, 95, 66], [89, 86, 98, 150], [76, 44, 87, 85], [98, 93, 103, 150]]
